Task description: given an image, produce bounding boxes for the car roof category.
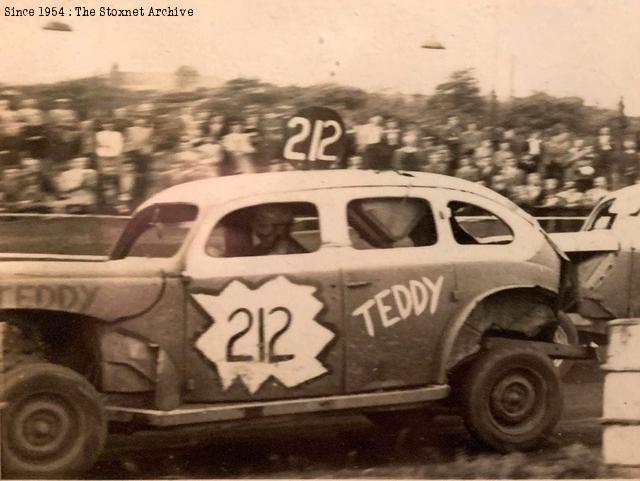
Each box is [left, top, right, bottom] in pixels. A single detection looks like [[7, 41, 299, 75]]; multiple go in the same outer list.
[[138, 170, 526, 216]]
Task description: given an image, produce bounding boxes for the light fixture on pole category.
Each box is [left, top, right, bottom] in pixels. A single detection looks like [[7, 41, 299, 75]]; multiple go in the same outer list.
[[421, 35, 445, 50], [43, 21, 72, 32]]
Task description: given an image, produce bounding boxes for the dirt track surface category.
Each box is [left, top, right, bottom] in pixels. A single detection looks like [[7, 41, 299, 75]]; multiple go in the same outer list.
[[85, 360, 607, 479]]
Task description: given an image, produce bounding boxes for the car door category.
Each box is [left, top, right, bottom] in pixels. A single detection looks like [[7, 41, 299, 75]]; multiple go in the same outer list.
[[182, 191, 344, 402], [334, 187, 459, 393]]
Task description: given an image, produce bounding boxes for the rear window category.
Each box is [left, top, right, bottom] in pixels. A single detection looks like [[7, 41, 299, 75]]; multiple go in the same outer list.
[[448, 201, 514, 245]]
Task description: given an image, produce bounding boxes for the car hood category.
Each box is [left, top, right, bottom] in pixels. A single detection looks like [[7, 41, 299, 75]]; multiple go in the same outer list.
[[0, 256, 175, 322], [548, 230, 620, 254]]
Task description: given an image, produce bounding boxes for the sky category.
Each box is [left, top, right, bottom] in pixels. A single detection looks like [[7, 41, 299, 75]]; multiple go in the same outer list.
[[1, 0, 640, 113]]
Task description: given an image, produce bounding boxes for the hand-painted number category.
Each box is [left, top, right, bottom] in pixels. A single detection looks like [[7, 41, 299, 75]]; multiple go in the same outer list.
[[283, 117, 343, 162], [226, 306, 294, 363]]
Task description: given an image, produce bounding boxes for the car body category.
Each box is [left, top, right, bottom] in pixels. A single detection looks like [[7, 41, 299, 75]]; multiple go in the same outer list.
[[550, 184, 640, 340], [0, 170, 584, 477]]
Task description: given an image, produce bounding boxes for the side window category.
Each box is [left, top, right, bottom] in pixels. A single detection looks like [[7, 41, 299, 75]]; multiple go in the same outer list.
[[448, 201, 514, 245], [347, 197, 437, 249], [586, 199, 615, 230], [206, 202, 320, 258]]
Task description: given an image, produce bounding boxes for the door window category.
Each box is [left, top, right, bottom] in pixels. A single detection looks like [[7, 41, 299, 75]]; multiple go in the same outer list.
[[206, 202, 320, 257], [447, 201, 514, 245], [347, 197, 437, 249]]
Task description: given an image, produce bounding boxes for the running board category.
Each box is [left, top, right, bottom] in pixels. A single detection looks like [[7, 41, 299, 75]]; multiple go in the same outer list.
[[106, 384, 450, 427]]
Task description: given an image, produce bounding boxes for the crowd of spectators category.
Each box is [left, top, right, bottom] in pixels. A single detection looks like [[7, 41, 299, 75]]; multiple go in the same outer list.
[[352, 115, 636, 212], [0, 95, 636, 216]]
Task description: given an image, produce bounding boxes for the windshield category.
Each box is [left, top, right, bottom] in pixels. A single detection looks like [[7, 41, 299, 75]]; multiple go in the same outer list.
[[110, 203, 198, 259]]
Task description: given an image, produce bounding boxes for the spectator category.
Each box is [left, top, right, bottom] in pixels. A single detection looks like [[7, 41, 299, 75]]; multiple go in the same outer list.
[[508, 127, 527, 157], [499, 156, 526, 194], [556, 180, 584, 207], [112, 107, 131, 133], [10, 158, 51, 213], [392, 129, 425, 171], [125, 118, 154, 201], [493, 142, 514, 168], [595, 127, 614, 179], [441, 115, 462, 173], [460, 122, 483, 156], [0, 99, 22, 165], [616, 138, 639, 187], [455, 156, 481, 182], [525, 130, 544, 173], [539, 178, 563, 207], [47, 98, 80, 164], [545, 125, 572, 181], [95, 121, 124, 177], [516, 173, 544, 207], [16, 98, 46, 159], [179, 106, 199, 141], [474, 138, 493, 162], [118, 161, 137, 213], [208, 114, 227, 140], [584, 176, 610, 206], [358, 115, 385, 169], [222, 120, 256, 174], [424, 150, 447, 175], [565, 149, 595, 191], [54, 156, 98, 214], [196, 135, 226, 177], [490, 174, 510, 198]]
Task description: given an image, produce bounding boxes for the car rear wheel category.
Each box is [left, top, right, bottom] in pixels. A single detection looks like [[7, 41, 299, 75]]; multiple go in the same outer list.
[[1, 363, 107, 479], [458, 346, 562, 452]]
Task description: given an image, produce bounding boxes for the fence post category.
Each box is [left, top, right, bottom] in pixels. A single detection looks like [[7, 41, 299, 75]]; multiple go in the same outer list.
[[602, 319, 640, 475]]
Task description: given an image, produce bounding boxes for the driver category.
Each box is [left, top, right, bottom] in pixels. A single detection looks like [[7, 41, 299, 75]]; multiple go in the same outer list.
[[251, 204, 307, 255]]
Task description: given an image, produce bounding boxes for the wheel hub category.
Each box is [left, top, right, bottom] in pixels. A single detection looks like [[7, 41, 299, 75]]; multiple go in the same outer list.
[[490, 373, 537, 424], [10, 396, 76, 459]]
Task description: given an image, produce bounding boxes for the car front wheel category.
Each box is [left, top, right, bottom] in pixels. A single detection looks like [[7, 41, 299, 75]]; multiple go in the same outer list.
[[1, 363, 107, 479], [458, 345, 562, 452]]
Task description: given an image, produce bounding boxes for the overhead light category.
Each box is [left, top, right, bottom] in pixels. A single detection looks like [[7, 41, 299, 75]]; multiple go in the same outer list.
[[43, 21, 73, 32], [421, 36, 445, 49]]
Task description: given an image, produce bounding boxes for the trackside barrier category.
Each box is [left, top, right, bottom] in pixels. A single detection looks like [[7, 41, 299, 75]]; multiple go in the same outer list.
[[0, 214, 128, 256], [602, 319, 640, 470]]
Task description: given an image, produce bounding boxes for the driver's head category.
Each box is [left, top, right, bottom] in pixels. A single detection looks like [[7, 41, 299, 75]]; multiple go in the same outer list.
[[251, 204, 294, 249]]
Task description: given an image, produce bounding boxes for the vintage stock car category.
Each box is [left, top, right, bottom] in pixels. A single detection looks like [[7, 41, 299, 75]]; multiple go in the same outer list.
[[0, 169, 592, 478], [551, 184, 640, 344]]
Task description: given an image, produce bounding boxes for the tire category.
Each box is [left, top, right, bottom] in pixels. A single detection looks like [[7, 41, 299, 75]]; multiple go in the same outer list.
[[458, 346, 562, 452], [1, 363, 107, 479], [550, 312, 580, 378]]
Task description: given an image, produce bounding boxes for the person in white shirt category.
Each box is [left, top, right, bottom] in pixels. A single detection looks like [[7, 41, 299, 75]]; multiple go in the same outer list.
[[222, 121, 256, 174], [95, 121, 124, 176], [54, 157, 98, 213]]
